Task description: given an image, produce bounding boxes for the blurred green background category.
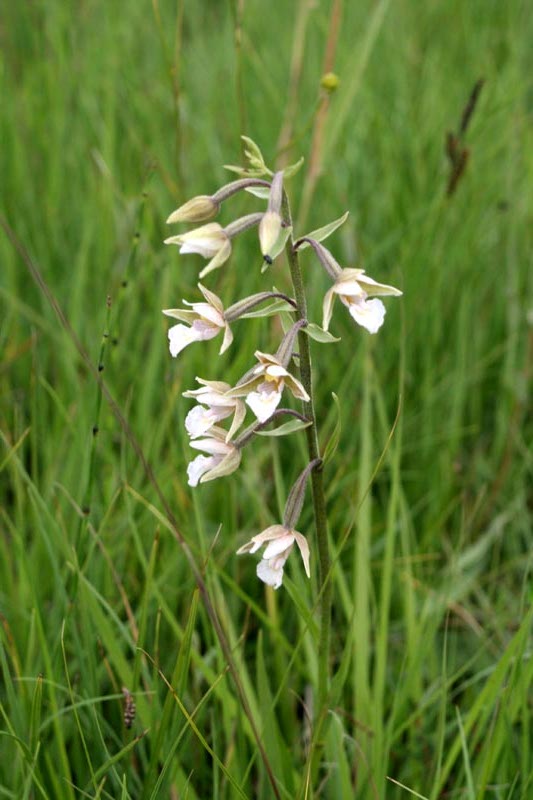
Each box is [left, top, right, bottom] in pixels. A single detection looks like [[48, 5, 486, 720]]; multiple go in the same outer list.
[[1, 1, 532, 798]]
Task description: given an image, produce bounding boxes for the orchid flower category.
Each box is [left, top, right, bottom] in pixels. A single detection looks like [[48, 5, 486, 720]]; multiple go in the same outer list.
[[183, 379, 246, 441], [165, 213, 263, 278], [323, 268, 402, 334], [162, 284, 233, 357], [164, 223, 231, 278], [227, 350, 309, 423], [237, 524, 310, 589]]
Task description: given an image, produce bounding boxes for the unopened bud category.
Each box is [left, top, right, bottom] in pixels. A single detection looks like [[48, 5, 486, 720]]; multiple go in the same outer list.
[[167, 195, 219, 224], [259, 211, 282, 260], [320, 72, 340, 93]]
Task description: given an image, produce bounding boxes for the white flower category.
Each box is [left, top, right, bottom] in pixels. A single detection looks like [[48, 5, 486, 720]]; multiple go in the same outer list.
[[187, 426, 241, 487], [323, 268, 402, 334], [237, 524, 310, 589], [183, 379, 246, 441], [163, 284, 233, 357], [226, 351, 309, 423], [164, 223, 232, 278]]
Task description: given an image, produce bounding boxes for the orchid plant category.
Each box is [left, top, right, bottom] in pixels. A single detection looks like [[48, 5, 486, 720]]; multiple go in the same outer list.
[[163, 136, 402, 699]]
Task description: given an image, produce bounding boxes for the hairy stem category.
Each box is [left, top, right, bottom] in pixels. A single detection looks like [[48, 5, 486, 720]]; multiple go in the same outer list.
[[282, 193, 332, 711]]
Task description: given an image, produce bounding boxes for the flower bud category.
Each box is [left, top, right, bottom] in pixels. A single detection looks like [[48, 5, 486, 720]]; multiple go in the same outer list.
[[258, 171, 285, 261], [320, 72, 340, 93], [258, 211, 282, 260], [167, 196, 219, 224]]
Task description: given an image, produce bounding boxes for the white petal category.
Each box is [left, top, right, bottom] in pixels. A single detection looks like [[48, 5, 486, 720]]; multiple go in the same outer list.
[[189, 437, 232, 455], [185, 406, 229, 439], [262, 533, 295, 560], [335, 279, 366, 298], [189, 303, 225, 327], [219, 323, 234, 354], [348, 297, 386, 334], [168, 324, 198, 357], [257, 558, 284, 589], [180, 240, 220, 258], [190, 319, 221, 341], [198, 239, 232, 278], [293, 531, 311, 578], [174, 224, 225, 258], [246, 386, 283, 422], [187, 455, 216, 487], [322, 286, 336, 332], [264, 364, 289, 378]]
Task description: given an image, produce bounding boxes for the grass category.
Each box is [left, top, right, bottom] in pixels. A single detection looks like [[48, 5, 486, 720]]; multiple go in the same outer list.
[[1, 0, 532, 797]]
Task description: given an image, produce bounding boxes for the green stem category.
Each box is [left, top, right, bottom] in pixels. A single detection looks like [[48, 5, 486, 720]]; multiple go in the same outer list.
[[282, 193, 332, 711]]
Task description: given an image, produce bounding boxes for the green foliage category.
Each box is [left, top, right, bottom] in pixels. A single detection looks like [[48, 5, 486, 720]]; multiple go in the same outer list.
[[1, 0, 532, 798]]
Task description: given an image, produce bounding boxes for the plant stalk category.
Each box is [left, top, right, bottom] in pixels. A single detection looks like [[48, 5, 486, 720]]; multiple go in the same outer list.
[[282, 193, 332, 711]]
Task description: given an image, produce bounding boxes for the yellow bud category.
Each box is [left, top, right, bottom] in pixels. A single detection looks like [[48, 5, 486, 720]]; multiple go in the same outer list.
[[166, 195, 219, 224], [320, 72, 340, 93]]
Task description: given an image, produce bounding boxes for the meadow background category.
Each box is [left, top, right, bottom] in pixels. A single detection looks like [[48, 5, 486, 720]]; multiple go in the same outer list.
[[1, 1, 532, 798]]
